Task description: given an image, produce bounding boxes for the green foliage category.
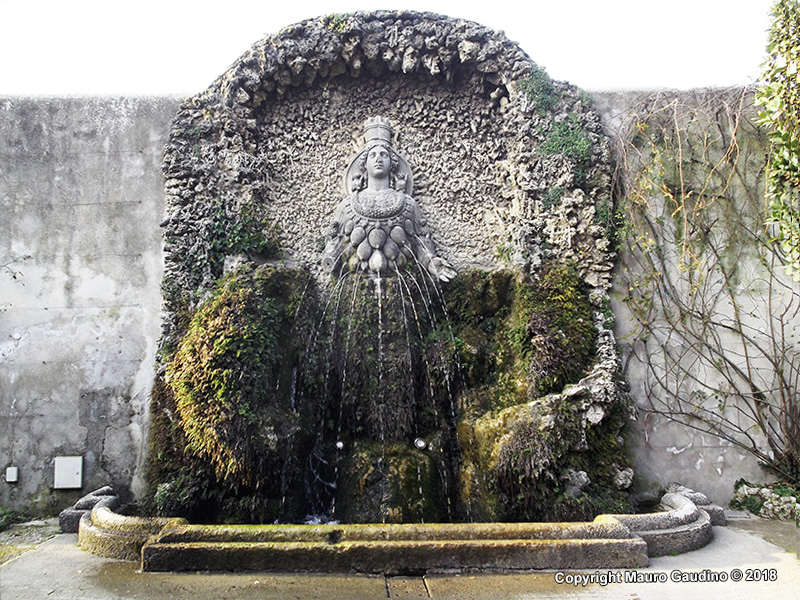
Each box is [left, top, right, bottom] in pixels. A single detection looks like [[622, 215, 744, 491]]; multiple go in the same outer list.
[[172, 199, 281, 281], [207, 200, 281, 272], [758, 0, 800, 280], [495, 242, 514, 262], [540, 115, 593, 187], [0, 507, 27, 532], [541, 186, 565, 210], [730, 494, 766, 514], [325, 13, 351, 33], [517, 65, 558, 113]]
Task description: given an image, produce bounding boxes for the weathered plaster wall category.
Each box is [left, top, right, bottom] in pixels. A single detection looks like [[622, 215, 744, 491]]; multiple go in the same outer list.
[[594, 89, 780, 504], [0, 97, 179, 513], [0, 88, 778, 513]]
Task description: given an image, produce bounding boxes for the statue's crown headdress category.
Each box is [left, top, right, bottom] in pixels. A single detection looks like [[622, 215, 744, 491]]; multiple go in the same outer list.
[[363, 116, 393, 147]]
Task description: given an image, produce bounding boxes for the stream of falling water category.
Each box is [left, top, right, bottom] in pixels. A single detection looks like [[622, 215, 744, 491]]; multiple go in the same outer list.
[[296, 256, 467, 523], [375, 273, 389, 523]]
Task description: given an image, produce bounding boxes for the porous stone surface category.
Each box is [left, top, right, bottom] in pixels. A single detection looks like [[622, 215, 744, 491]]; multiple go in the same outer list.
[[77, 503, 187, 561], [611, 492, 715, 557], [160, 10, 613, 342], [734, 483, 800, 524]]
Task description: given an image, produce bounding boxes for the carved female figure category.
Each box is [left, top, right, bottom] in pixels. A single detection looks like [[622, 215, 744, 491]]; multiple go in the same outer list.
[[322, 117, 455, 281]]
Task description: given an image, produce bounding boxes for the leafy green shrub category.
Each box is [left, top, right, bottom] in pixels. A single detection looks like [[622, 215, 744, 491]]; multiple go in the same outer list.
[[758, 0, 800, 280], [540, 115, 593, 187], [0, 507, 27, 532]]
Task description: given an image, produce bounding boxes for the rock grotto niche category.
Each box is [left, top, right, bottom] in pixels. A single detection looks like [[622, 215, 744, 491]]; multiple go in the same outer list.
[[148, 11, 634, 525]]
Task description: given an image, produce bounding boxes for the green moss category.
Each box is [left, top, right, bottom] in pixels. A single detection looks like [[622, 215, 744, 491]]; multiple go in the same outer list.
[[442, 265, 598, 418], [335, 442, 448, 523], [168, 265, 306, 481], [459, 392, 633, 522], [516, 65, 558, 113], [147, 264, 319, 523], [540, 115, 593, 188], [525, 263, 597, 396], [445, 266, 628, 521]]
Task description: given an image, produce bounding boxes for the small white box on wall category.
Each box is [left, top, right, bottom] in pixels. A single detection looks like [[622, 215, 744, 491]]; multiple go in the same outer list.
[[53, 456, 83, 489], [5, 466, 19, 483]]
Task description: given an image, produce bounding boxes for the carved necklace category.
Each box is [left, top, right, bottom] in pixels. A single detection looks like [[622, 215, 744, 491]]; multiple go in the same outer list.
[[352, 189, 406, 219]]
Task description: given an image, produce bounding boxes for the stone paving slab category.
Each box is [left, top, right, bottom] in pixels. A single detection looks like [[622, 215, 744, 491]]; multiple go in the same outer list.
[[1, 524, 799, 600]]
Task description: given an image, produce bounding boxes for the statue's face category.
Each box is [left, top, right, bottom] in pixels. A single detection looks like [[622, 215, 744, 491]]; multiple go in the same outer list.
[[366, 145, 391, 179]]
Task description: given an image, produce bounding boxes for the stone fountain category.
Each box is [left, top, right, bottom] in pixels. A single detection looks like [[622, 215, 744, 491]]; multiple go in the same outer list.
[[72, 11, 722, 572]]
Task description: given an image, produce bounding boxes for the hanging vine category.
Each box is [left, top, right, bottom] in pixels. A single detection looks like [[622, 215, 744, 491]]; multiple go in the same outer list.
[[613, 88, 800, 484]]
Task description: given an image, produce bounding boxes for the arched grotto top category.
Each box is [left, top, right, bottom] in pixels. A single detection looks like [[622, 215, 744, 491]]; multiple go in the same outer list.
[[161, 10, 613, 314], [153, 11, 629, 524]]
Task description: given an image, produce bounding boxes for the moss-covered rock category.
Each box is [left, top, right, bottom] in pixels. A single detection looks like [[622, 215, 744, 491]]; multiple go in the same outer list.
[[147, 264, 320, 523], [443, 265, 632, 522], [334, 440, 450, 523]]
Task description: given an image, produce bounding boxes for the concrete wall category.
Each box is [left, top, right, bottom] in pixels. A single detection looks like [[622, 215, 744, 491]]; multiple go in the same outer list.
[[0, 97, 179, 513], [0, 91, 777, 514]]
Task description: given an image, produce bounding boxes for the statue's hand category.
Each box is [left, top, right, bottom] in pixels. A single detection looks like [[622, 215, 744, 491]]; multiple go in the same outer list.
[[430, 257, 457, 282]]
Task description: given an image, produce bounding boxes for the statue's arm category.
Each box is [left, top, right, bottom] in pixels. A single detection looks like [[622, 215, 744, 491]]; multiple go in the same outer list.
[[407, 196, 456, 282]]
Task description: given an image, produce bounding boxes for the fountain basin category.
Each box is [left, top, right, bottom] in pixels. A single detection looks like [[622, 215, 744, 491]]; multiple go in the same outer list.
[[141, 517, 648, 574], [75, 486, 722, 573]]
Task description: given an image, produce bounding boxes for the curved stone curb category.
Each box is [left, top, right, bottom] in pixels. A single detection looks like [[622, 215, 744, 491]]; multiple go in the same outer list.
[[666, 482, 727, 526], [611, 493, 713, 557], [73, 488, 717, 570], [58, 486, 119, 534], [141, 517, 648, 573], [78, 505, 187, 561], [635, 507, 712, 557]]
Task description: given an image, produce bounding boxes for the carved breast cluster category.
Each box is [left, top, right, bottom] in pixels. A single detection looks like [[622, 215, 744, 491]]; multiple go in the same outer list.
[[339, 190, 419, 274]]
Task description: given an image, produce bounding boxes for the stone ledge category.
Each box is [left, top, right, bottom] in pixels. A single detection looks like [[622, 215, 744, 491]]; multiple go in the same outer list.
[[153, 517, 633, 545], [141, 537, 649, 575], [73, 486, 718, 571]]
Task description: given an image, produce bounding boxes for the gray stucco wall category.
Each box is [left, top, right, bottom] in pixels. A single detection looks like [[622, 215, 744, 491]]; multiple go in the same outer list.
[[0, 91, 775, 514], [0, 97, 179, 513]]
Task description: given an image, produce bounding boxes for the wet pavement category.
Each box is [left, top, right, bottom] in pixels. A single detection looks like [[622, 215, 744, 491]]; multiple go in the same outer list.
[[0, 514, 797, 599]]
